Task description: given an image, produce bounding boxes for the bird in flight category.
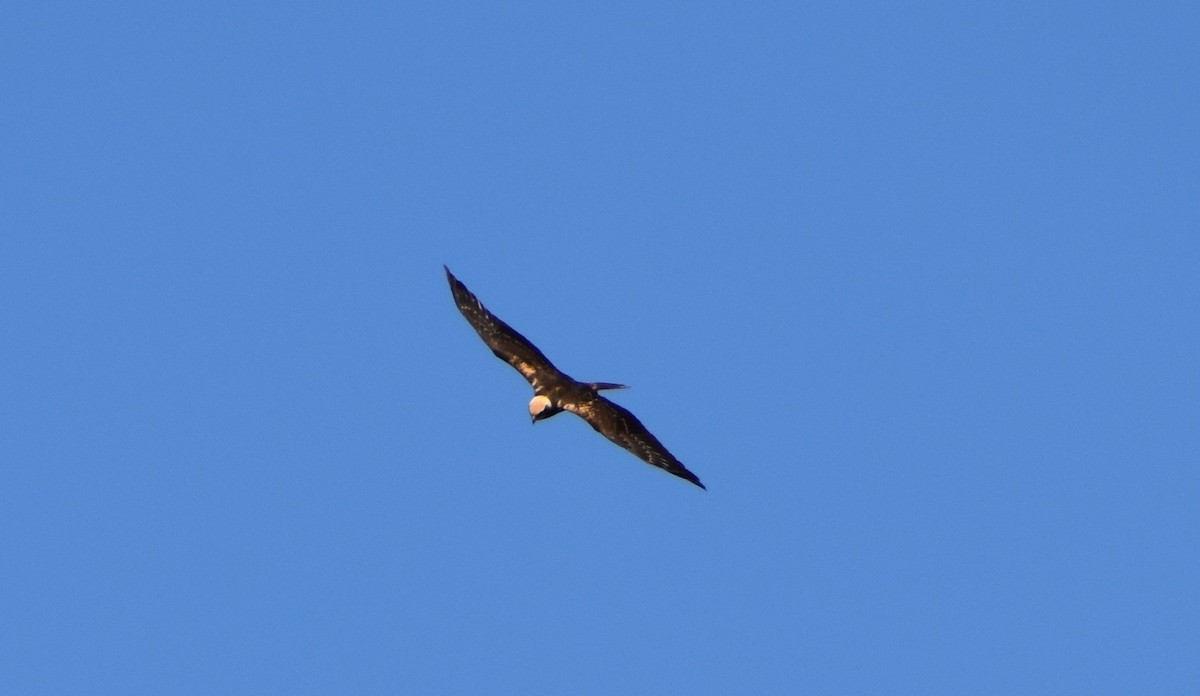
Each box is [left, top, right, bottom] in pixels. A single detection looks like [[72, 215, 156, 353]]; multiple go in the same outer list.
[[445, 266, 706, 490]]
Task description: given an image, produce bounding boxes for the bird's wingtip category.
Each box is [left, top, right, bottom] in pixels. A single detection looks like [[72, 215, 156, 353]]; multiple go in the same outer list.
[[677, 469, 707, 490]]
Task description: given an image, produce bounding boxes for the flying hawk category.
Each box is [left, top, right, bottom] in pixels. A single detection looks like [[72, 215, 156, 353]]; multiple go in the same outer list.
[[445, 266, 706, 490]]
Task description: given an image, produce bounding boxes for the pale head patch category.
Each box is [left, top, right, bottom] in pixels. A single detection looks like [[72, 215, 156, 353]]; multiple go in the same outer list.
[[529, 394, 552, 416]]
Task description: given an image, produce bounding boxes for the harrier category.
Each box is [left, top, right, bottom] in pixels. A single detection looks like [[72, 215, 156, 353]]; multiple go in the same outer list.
[[445, 266, 705, 489]]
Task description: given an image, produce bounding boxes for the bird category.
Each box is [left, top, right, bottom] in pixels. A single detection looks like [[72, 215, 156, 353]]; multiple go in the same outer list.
[[444, 265, 706, 490]]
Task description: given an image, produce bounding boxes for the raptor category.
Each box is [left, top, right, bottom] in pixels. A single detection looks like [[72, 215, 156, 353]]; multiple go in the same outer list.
[[445, 266, 706, 489]]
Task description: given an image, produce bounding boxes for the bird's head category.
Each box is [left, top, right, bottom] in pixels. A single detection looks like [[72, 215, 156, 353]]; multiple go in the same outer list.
[[529, 394, 554, 424]]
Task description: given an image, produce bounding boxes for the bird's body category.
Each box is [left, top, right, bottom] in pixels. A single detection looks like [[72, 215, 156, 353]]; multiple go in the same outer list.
[[444, 266, 705, 490]]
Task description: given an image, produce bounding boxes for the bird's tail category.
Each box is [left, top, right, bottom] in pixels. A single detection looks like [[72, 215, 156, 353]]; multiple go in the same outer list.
[[588, 382, 629, 391]]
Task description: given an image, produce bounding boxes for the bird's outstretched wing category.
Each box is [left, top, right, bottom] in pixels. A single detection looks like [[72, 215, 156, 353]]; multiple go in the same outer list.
[[565, 394, 706, 489], [445, 266, 566, 389]]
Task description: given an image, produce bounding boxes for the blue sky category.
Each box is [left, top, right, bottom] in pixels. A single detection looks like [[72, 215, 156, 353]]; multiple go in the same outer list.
[[3, 2, 1197, 693]]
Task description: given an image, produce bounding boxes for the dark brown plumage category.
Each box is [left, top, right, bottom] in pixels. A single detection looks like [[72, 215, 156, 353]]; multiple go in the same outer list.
[[445, 266, 705, 490]]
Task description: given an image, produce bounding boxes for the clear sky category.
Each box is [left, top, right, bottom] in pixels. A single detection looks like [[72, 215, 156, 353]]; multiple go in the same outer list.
[[3, 2, 1197, 694]]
